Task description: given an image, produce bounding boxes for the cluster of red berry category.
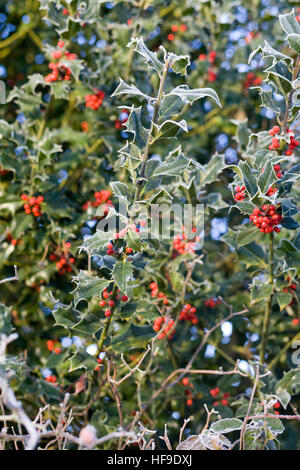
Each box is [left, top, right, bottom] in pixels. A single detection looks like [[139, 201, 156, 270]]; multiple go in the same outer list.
[[46, 340, 61, 354], [198, 51, 217, 63], [106, 242, 133, 256], [82, 189, 112, 212], [179, 304, 198, 324], [49, 241, 75, 275], [234, 182, 279, 202], [99, 288, 128, 318], [234, 185, 246, 202], [115, 109, 129, 129], [244, 72, 262, 89], [283, 276, 297, 294], [273, 401, 281, 415], [249, 204, 282, 234], [210, 387, 230, 406], [182, 377, 194, 406], [85, 90, 105, 110], [198, 51, 217, 82], [153, 316, 175, 339], [21, 194, 44, 217], [81, 121, 89, 132], [45, 374, 57, 384], [6, 231, 22, 246], [285, 130, 299, 156], [268, 126, 299, 156], [172, 227, 199, 257], [167, 24, 187, 41], [204, 297, 221, 308], [245, 31, 255, 44], [45, 41, 76, 82], [149, 282, 168, 305]]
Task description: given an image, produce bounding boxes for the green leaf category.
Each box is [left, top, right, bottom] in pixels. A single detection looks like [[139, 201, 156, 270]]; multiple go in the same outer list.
[[249, 40, 292, 64], [265, 61, 292, 94], [152, 153, 190, 177], [169, 53, 190, 76], [112, 259, 133, 293], [235, 201, 256, 215], [168, 84, 221, 108], [111, 79, 151, 102], [239, 161, 258, 198], [69, 350, 98, 372], [123, 106, 149, 148], [81, 230, 115, 254], [53, 303, 81, 330], [250, 278, 273, 303], [155, 119, 188, 139], [275, 389, 291, 409], [110, 181, 129, 198], [72, 271, 110, 306], [0, 304, 13, 335], [237, 226, 260, 247], [110, 323, 155, 352], [279, 10, 300, 36], [276, 369, 300, 394], [287, 34, 300, 54], [275, 292, 293, 311], [199, 153, 226, 186], [210, 418, 243, 434], [263, 418, 284, 435], [238, 242, 267, 269], [257, 159, 277, 194], [128, 37, 164, 73], [126, 228, 143, 252]]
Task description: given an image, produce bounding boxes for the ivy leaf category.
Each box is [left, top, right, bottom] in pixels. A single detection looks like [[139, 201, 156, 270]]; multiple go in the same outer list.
[[127, 37, 164, 73], [72, 271, 110, 306], [112, 259, 133, 293]]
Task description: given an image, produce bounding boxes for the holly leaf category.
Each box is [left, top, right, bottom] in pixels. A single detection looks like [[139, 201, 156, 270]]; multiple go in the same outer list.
[[112, 259, 133, 293]]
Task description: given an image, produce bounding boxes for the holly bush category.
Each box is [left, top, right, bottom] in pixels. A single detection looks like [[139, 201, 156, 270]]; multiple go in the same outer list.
[[1, 0, 300, 451]]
